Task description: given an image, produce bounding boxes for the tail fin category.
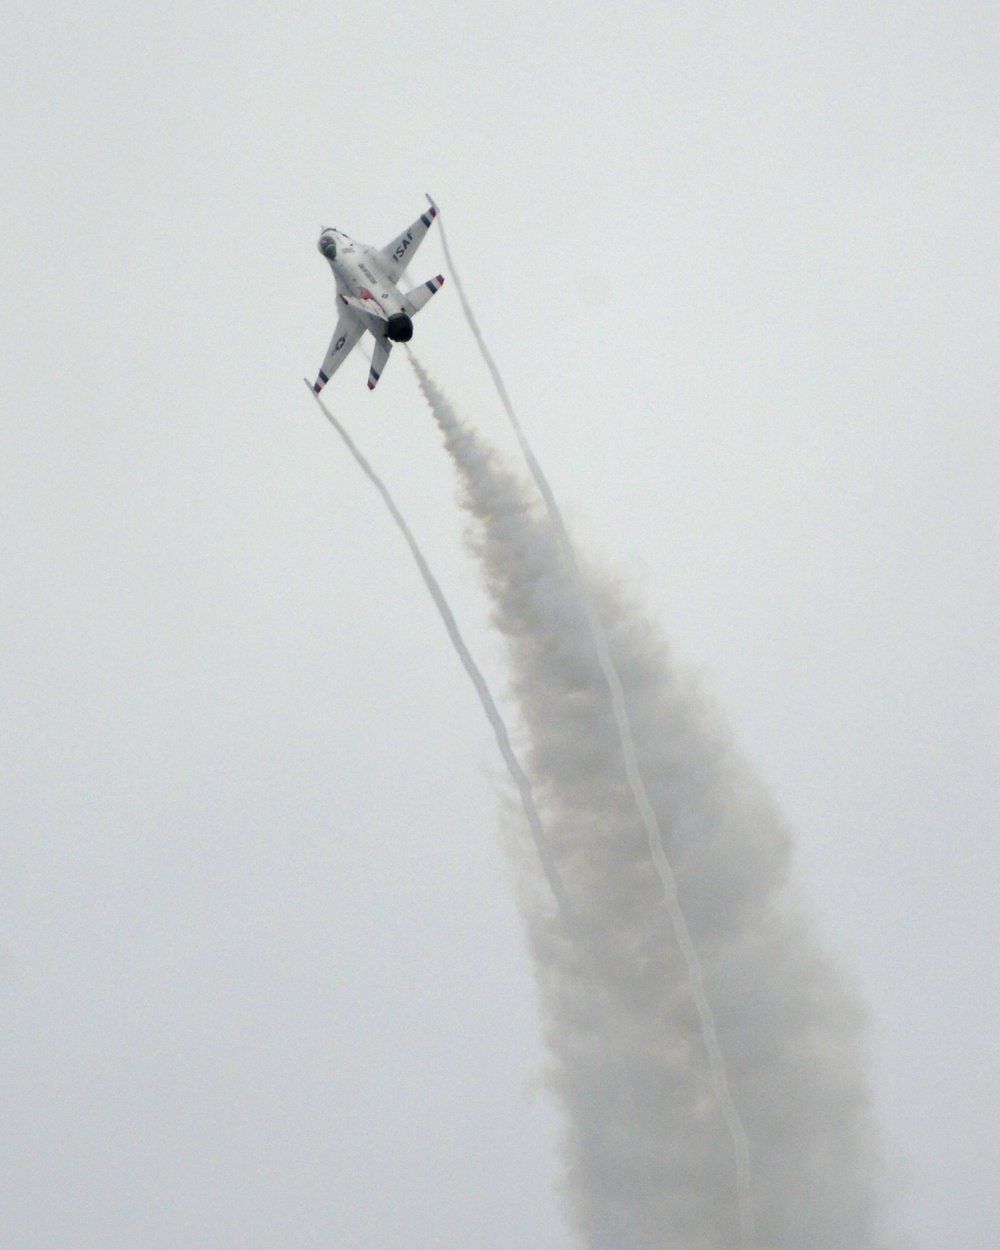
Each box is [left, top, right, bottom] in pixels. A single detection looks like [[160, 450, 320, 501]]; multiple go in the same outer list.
[[403, 274, 445, 316]]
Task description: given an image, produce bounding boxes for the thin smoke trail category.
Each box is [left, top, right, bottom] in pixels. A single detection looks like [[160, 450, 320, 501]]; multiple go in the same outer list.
[[306, 383, 577, 931], [405, 364, 903, 1250], [426, 205, 753, 1246]]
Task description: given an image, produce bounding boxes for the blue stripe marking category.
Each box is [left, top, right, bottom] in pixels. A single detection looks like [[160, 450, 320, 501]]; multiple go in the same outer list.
[[420, 213, 430, 227]]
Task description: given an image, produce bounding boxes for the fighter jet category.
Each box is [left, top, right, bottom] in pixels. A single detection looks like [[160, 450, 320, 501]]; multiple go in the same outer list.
[[311, 199, 444, 393]]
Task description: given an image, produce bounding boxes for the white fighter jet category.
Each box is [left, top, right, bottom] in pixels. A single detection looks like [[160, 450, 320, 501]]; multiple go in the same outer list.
[[311, 199, 444, 393]]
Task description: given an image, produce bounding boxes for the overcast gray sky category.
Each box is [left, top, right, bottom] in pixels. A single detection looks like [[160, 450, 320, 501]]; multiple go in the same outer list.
[[2, 3, 998, 1247]]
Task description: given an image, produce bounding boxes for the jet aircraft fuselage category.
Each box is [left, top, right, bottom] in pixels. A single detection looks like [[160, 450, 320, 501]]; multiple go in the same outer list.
[[312, 201, 444, 393]]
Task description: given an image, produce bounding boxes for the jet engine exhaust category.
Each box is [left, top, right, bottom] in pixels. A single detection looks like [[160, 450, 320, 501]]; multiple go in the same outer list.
[[386, 312, 414, 342], [406, 357, 903, 1250], [426, 205, 755, 1246]]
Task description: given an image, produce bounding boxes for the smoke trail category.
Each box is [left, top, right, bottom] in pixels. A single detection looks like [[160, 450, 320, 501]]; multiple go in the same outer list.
[[306, 384, 577, 932], [408, 363, 902, 1250], [427, 207, 753, 1245]]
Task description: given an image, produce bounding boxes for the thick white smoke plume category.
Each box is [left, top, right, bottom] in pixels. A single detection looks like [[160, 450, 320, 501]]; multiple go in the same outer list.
[[428, 207, 752, 1246], [408, 361, 903, 1250]]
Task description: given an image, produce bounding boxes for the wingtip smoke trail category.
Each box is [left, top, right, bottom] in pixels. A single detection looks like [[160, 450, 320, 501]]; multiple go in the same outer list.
[[405, 360, 903, 1250], [429, 211, 755, 1244], [306, 382, 577, 934]]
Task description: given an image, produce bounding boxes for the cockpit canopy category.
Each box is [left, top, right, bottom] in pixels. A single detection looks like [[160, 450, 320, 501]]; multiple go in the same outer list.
[[318, 232, 338, 260]]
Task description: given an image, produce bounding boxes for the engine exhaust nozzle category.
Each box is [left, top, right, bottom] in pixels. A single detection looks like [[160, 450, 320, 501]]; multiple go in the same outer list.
[[386, 312, 414, 342]]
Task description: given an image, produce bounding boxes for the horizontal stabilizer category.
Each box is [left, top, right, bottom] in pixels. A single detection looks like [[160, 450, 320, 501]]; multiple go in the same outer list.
[[403, 274, 445, 316], [368, 336, 392, 391]]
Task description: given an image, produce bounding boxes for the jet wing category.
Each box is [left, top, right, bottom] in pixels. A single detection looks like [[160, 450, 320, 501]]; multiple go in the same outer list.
[[312, 306, 365, 393], [377, 203, 438, 284]]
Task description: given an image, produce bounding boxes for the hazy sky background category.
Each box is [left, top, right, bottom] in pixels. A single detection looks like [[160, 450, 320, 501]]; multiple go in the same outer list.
[[2, 3, 998, 1247]]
